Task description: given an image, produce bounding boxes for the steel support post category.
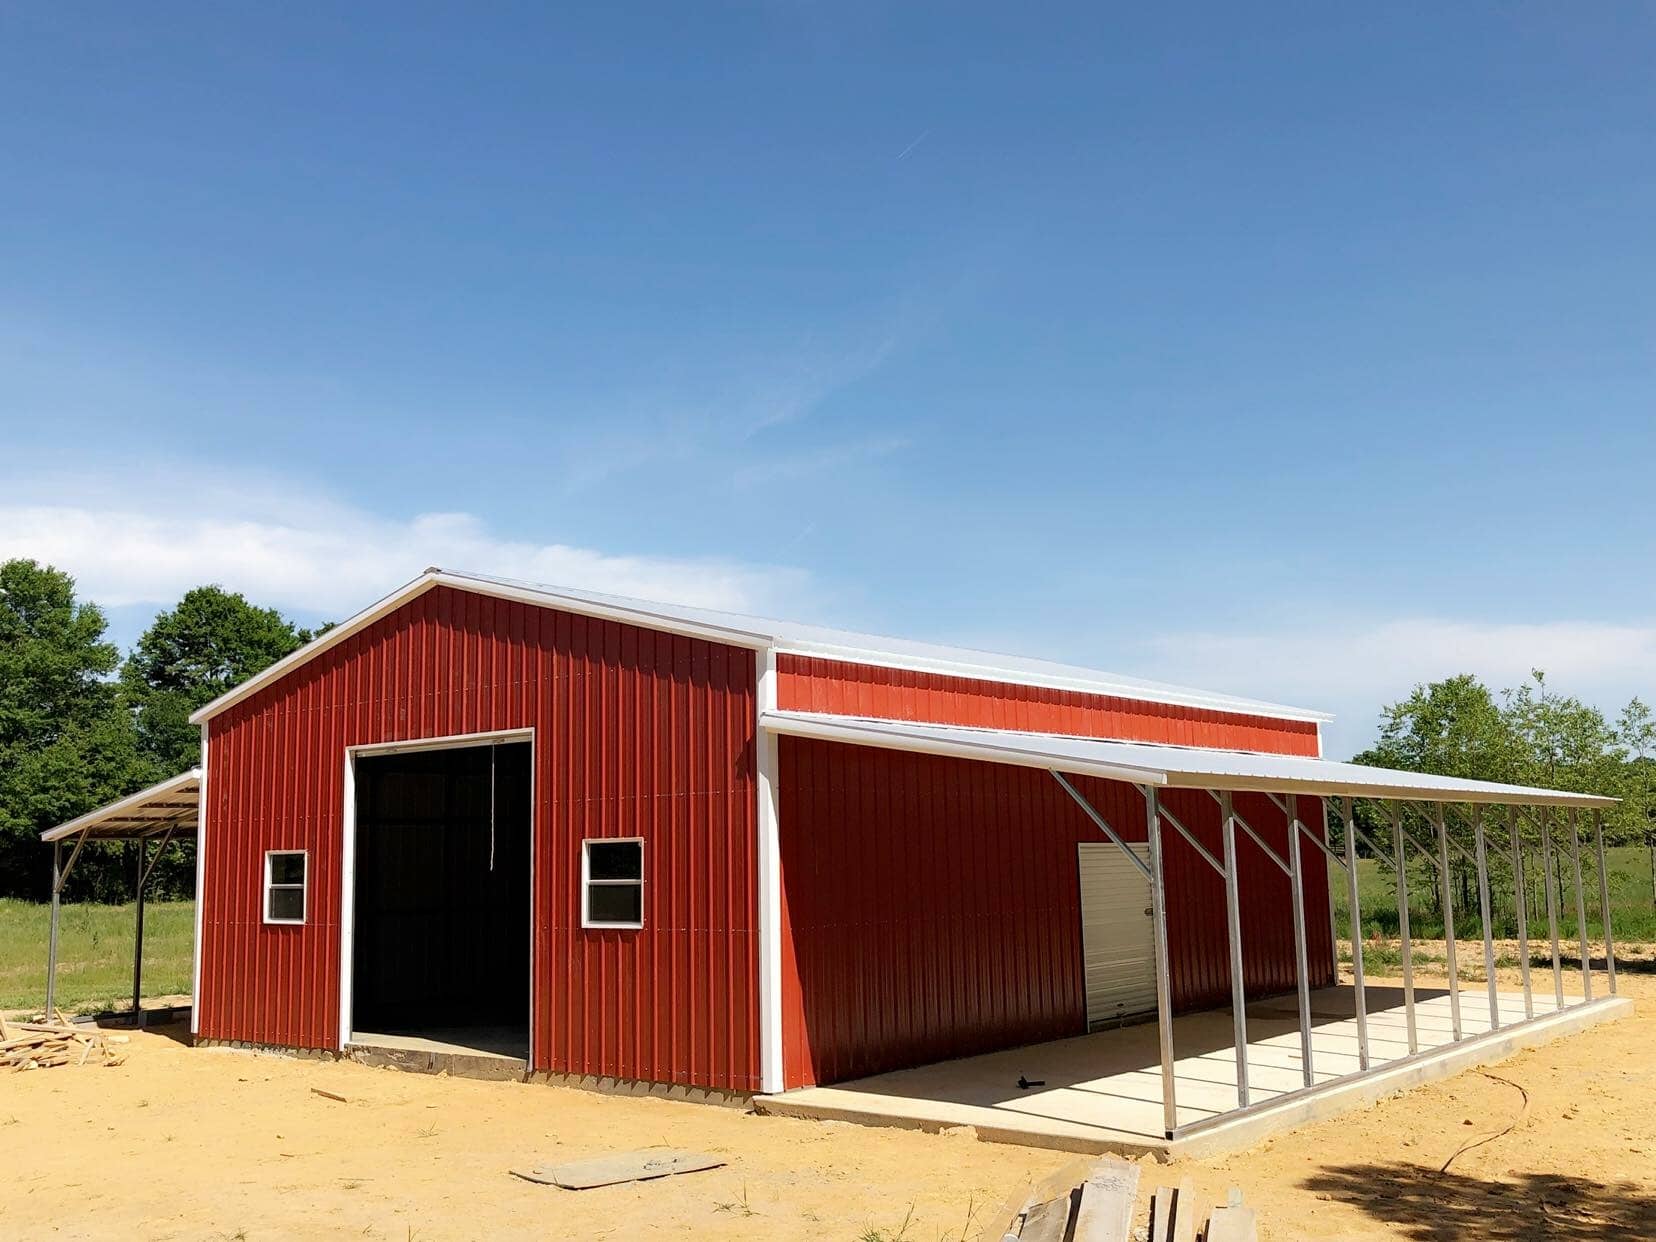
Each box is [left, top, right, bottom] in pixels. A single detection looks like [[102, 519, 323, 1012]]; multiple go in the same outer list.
[[132, 841, 147, 1021], [1594, 810, 1616, 995], [1391, 803, 1418, 1054], [1285, 794, 1314, 1089], [1509, 806, 1533, 1018], [1143, 787, 1179, 1137], [1220, 790, 1250, 1108], [45, 840, 63, 1019], [1568, 808, 1592, 1002], [1324, 809, 1340, 983], [1434, 803, 1462, 1040], [1342, 797, 1369, 1070], [1473, 806, 1499, 1030], [1539, 807, 1564, 1007]]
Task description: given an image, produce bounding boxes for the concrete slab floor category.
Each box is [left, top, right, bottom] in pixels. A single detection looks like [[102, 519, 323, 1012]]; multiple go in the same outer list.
[[756, 983, 1630, 1158], [349, 1025, 528, 1060]]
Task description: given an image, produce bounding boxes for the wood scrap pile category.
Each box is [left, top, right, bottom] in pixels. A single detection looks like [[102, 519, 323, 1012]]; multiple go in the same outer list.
[[1, 1011, 127, 1072], [993, 1154, 1259, 1242]]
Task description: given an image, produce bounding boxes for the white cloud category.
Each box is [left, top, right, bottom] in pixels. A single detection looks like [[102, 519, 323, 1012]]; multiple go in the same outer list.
[[0, 479, 811, 620], [1134, 617, 1656, 756]]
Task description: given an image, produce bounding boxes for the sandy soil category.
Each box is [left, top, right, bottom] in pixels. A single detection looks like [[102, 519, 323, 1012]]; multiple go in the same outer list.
[[6, 955, 1654, 1241]]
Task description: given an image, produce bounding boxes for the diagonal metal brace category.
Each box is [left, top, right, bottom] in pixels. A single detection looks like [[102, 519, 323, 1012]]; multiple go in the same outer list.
[[1207, 791, 1291, 876], [1053, 770, 1151, 881], [1152, 795, 1225, 876], [1351, 824, 1398, 873]]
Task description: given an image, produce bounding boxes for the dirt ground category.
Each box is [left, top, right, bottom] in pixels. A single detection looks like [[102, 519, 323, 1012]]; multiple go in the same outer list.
[[6, 955, 1654, 1241]]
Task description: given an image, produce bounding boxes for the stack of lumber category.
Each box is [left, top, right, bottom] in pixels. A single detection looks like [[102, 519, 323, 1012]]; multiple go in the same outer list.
[[0, 1011, 126, 1072], [993, 1154, 1259, 1242]]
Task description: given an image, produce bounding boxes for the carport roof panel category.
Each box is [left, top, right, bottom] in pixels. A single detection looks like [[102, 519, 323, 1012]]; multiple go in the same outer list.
[[759, 711, 1618, 808], [40, 768, 202, 842]]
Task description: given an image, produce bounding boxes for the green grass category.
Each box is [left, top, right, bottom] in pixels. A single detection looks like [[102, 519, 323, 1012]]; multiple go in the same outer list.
[[1330, 843, 1656, 944], [0, 898, 195, 1014]]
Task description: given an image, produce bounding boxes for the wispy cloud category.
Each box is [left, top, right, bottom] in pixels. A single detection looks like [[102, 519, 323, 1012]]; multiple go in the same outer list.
[[0, 471, 812, 619], [733, 434, 909, 487], [894, 129, 931, 161], [1132, 617, 1656, 756], [738, 325, 907, 437]]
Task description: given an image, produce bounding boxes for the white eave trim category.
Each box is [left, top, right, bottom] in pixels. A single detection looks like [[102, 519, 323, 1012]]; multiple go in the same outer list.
[[760, 710, 1170, 787], [185, 566, 1331, 732], [773, 642, 1335, 724], [759, 711, 1619, 809], [41, 768, 204, 842], [188, 570, 774, 726]]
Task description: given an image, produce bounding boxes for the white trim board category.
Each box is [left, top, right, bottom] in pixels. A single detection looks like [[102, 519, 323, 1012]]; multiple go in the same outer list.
[[755, 646, 784, 1094]]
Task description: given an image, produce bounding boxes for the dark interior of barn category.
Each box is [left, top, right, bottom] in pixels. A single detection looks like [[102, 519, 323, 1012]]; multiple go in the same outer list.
[[350, 741, 530, 1060]]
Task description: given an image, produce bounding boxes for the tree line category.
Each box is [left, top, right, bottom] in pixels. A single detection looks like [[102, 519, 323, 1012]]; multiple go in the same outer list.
[[4, 553, 1653, 913], [0, 558, 324, 901], [1347, 670, 1656, 930]]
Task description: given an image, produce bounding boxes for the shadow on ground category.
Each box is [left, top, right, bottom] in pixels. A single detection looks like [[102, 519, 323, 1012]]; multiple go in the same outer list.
[[1301, 1163, 1656, 1240]]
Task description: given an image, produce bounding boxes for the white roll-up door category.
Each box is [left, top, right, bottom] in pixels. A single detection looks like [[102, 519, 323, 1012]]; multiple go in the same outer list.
[[1077, 842, 1156, 1029]]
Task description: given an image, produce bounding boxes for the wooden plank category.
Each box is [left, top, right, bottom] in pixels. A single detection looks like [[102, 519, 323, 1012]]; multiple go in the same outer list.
[[1169, 1177, 1198, 1242], [1017, 1193, 1075, 1242], [510, 1148, 724, 1190], [1203, 1205, 1258, 1242], [1072, 1156, 1140, 1242]]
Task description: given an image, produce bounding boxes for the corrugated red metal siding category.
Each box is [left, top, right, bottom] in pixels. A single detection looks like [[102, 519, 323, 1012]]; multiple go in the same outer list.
[[199, 584, 761, 1092], [776, 655, 1321, 756], [777, 738, 1334, 1088]]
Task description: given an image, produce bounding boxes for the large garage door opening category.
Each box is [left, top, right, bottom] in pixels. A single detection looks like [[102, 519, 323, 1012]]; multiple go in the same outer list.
[[350, 740, 531, 1061]]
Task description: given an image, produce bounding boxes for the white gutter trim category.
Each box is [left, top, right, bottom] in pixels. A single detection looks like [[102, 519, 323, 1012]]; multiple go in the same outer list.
[[759, 710, 1171, 787]]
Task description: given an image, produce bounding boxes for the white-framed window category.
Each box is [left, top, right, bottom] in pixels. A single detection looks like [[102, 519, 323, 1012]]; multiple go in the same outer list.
[[263, 850, 308, 925], [582, 838, 644, 929]]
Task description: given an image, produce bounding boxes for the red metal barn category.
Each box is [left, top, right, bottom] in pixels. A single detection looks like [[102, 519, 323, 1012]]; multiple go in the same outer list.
[[174, 569, 1337, 1097], [44, 567, 1625, 1155]]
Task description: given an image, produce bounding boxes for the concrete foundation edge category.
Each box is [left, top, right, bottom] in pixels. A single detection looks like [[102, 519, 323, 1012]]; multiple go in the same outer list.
[[755, 995, 1634, 1161], [1166, 994, 1632, 1159]]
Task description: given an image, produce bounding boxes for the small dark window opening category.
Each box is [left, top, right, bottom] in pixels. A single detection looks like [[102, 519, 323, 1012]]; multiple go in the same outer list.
[[584, 839, 644, 928], [265, 851, 308, 924]]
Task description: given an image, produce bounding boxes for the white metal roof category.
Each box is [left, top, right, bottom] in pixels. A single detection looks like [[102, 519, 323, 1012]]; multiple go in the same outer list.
[[40, 768, 203, 842], [190, 567, 1332, 726], [760, 711, 1618, 808]]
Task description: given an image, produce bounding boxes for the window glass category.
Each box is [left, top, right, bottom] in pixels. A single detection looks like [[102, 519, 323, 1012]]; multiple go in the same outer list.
[[268, 885, 305, 922], [265, 851, 307, 923], [588, 840, 642, 881], [270, 853, 306, 887], [586, 883, 643, 926]]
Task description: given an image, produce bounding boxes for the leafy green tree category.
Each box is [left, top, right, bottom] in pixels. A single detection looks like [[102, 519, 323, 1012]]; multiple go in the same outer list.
[[1351, 674, 1523, 922], [120, 586, 317, 775], [1355, 673, 1520, 784], [0, 559, 151, 898], [1617, 698, 1656, 906]]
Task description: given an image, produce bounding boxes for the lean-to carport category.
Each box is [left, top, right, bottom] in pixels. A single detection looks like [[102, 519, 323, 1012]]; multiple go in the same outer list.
[[760, 711, 1626, 1150], [38, 768, 201, 1023]]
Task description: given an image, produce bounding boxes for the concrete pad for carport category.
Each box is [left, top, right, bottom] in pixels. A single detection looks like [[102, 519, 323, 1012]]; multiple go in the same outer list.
[[754, 984, 1632, 1160]]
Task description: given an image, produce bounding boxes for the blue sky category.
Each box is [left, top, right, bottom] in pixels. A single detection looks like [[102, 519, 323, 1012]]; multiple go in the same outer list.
[[4, 3, 1655, 756]]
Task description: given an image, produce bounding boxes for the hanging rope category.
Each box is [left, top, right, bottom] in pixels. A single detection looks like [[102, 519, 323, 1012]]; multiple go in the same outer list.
[[489, 744, 497, 872]]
